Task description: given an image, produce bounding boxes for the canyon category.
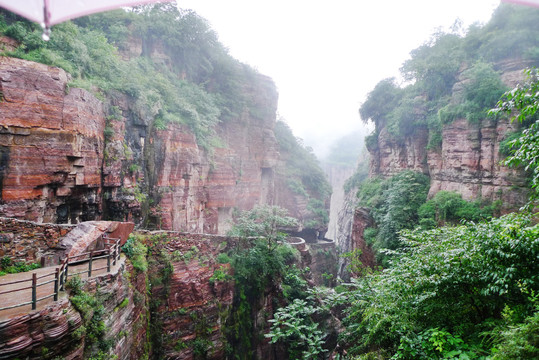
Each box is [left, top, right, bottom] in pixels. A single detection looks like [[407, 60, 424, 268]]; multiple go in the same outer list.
[[0, 54, 326, 237], [332, 59, 533, 279], [1, 3, 538, 359]]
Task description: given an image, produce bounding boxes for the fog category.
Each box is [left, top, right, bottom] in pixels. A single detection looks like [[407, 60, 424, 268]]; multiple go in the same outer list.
[[180, 0, 500, 159]]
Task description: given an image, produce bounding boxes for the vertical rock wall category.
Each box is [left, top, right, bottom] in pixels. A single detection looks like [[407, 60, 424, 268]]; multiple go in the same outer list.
[[367, 62, 530, 208], [324, 164, 356, 241], [0, 57, 105, 223], [0, 57, 285, 233]]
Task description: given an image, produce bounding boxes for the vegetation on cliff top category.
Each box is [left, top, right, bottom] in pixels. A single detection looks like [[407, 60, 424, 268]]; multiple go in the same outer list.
[[274, 120, 332, 230], [360, 4, 539, 148], [0, 4, 270, 151]]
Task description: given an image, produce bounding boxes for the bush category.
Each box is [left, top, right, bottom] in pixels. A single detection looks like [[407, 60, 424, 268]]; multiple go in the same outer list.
[[122, 235, 148, 272], [0, 257, 40, 275], [357, 171, 429, 265], [492, 306, 539, 359], [266, 298, 326, 360], [341, 213, 539, 357], [417, 191, 494, 228], [439, 62, 507, 124]]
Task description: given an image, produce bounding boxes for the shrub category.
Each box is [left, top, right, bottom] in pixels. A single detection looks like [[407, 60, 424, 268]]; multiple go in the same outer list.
[[341, 213, 539, 357], [122, 235, 148, 272], [266, 298, 326, 360], [357, 171, 429, 265], [417, 191, 493, 228]]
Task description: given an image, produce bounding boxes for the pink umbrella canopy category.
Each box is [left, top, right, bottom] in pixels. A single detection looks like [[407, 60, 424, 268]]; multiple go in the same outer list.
[[503, 0, 539, 6], [0, 0, 174, 39]]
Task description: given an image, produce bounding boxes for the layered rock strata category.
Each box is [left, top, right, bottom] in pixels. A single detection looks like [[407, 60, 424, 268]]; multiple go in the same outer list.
[[0, 57, 289, 234], [368, 62, 531, 207], [0, 57, 105, 223], [0, 257, 147, 360]]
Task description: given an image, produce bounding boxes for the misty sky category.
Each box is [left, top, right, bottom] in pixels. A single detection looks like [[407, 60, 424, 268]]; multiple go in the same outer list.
[[179, 0, 502, 158]]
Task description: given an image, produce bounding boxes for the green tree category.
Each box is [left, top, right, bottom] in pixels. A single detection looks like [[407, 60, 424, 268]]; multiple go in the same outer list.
[[225, 206, 300, 358], [400, 32, 463, 100], [340, 213, 539, 358], [489, 68, 539, 208], [418, 190, 495, 229], [266, 299, 326, 360], [356, 171, 430, 265], [228, 205, 298, 250], [359, 78, 403, 129]]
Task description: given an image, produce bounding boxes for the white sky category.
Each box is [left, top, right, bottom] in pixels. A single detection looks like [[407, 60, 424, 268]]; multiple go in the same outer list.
[[178, 0, 501, 158]]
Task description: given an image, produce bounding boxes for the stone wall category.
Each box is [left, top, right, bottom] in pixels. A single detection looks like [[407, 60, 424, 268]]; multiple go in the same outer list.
[[0, 217, 74, 264], [0, 218, 134, 266]]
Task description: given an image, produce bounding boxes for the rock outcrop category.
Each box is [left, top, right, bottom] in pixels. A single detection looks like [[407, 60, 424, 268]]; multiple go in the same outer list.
[[0, 57, 105, 223], [368, 61, 530, 208], [0, 57, 294, 233]]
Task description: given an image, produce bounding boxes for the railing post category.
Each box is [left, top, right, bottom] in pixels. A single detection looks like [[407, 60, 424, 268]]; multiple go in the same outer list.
[[117, 240, 121, 261], [59, 265, 64, 292], [113, 244, 117, 266], [54, 268, 59, 301], [32, 273, 37, 310], [107, 249, 111, 272], [88, 251, 93, 277], [64, 257, 69, 286]]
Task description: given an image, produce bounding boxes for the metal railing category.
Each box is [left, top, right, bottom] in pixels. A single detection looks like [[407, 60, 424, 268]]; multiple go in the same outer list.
[[0, 234, 121, 313]]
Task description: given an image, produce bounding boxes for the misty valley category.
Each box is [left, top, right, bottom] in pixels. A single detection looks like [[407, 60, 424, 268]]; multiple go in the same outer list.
[[0, 2, 538, 360]]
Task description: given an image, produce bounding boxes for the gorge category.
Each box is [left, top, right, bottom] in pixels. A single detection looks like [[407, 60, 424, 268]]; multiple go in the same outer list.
[[1, 2, 539, 360]]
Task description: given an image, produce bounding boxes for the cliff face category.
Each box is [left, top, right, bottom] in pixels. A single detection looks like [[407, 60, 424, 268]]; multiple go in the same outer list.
[[368, 63, 529, 208], [0, 57, 287, 233], [0, 57, 105, 223], [335, 190, 375, 280], [427, 116, 527, 205], [324, 164, 356, 241], [332, 61, 532, 274]]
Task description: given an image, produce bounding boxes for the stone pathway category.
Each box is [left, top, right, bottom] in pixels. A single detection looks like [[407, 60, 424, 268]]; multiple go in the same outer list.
[[0, 256, 124, 321]]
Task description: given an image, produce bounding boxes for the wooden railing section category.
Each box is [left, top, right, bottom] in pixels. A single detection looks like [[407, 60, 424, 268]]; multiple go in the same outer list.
[[0, 234, 121, 313]]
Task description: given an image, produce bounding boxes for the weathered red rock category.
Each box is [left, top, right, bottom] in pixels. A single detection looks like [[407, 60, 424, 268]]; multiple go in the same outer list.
[[0, 57, 105, 223], [0, 56, 298, 234], [367, 61, 530, 209]]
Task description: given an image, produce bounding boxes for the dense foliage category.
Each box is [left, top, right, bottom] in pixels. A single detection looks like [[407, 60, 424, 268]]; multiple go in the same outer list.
[[418, 190, 498, 229], [490, 67, 539, 209], [274, 120, 332, 229], [355, 171, 429, 265], [0, 5, 264, 150], [224, 206, 302, 358], [354, 171, 499, 267], [360, 4, 539, 147], [340, 213, 539, 359]]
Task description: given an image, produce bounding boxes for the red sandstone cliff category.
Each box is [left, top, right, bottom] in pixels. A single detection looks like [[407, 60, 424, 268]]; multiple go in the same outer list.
[[368, 61, 530, 208], [0, 57, 291, 233], [0, 57, 105, 223]]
